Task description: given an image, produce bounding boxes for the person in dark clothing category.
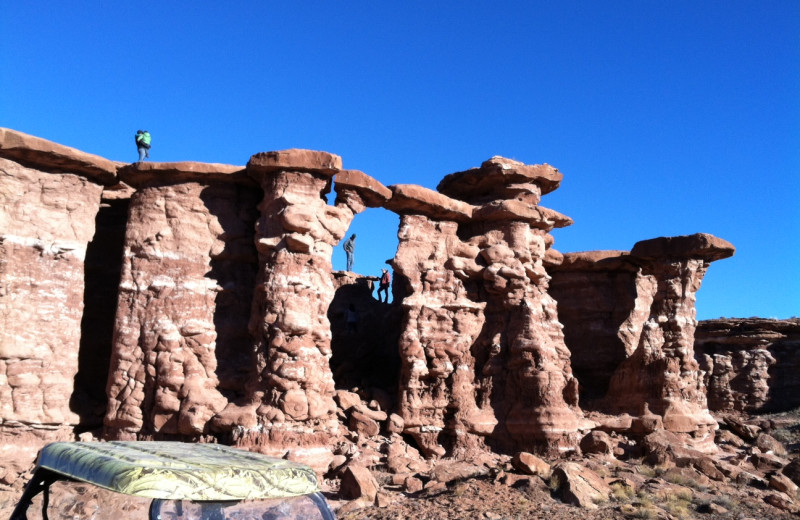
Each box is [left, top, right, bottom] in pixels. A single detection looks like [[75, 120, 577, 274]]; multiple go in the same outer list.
[[343, 234, 356, 271], [377, 268, 391, 303]]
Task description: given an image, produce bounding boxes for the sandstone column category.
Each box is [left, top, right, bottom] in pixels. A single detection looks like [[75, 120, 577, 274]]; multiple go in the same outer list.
[[602, 234, 735, 445], [104, 162, 259, 439], [386, 193, 487, 458], [215, 150, 386, 469], [466, 203, 583, 456], [390, 157, 585, 458], [0, 128, 116, 483]]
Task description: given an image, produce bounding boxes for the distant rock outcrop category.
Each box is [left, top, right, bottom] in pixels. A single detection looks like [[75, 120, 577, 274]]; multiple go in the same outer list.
[[695, 318, 800, 413]]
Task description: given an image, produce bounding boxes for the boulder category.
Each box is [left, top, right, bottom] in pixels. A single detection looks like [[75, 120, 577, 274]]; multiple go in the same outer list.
[[340, 465, 379, 502], [511, 452, 551, 477], [349, 410, 380, 437], [580, 431, 614, 455], [756, 433, 787, 456], [769, 473, 799, 496], [429, 461, 489, 485], [551, 462, 612, 509], [782, 458, 800, 486]]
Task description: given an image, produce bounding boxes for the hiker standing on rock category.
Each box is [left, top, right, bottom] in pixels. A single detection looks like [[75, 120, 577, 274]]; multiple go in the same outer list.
[[343, 233, 356, 271], [135, 130, 151, 162], [378, 268, 391, 303]]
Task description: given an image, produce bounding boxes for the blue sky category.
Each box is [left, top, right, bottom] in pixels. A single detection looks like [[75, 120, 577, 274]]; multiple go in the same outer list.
[[2, 2, 798, 319]]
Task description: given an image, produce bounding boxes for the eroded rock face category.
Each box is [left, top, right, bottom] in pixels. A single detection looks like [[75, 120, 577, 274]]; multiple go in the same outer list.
[[393, 157, 583, 458], [605, 235, 734, 439], [696, 318, 800, 413], [75, 187, 132, 428], [211, 154, 391, 469], [215, 153, 348, 461], [0, 128, 116, 483], [1, 129, 754, 492], [104, 162, 260, 439], [550, 234, 735, 448], [547, 251, 642, 403]]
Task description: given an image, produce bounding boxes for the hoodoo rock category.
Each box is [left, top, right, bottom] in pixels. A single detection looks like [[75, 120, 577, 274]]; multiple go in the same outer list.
[[0, 128, 117, 484], [604, 234, 734, 441], [393, 156, 584, 458], [2, 128, 759, 509], [104, 161, 259, 440], [212, 152, 390, 469], [549, 234, 735, 449]]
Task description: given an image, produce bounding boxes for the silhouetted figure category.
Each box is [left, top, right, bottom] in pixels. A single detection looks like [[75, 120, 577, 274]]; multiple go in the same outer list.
[[343, 233, 356, 271], [378, 268, 391, 303]]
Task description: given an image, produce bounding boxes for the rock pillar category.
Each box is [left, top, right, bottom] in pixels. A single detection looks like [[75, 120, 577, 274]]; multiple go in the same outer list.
[[390, 157, 585, 458], [602, 234, 735, 445], [215, 150, 389, 469], [0, 128, 116, 483], [389, 208, 487, 458], [103, 162, 260, 439]]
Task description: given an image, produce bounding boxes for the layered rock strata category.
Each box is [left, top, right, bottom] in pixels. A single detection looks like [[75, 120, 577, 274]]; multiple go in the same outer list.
[[545, 251, 641, 402], [695, 318, 800, 413], [104, 161, 260, 439], [391, 157, 584, 458], [549, 234, 735, 446], [0, 128, 753, 491], [0, 128, 117, 484], [213, 153, 391, 468]]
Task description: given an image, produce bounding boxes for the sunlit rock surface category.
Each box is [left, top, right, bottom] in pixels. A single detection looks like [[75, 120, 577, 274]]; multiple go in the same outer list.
[[0, 128, 757, 488]]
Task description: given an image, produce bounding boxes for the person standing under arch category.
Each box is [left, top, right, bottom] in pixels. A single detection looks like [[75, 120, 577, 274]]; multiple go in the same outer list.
[[377, 268, 391, 303], [343, 234, 356, 271]]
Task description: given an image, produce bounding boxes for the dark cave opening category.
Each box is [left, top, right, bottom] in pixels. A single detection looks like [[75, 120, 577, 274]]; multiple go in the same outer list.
[[327, 274, 403, 413]]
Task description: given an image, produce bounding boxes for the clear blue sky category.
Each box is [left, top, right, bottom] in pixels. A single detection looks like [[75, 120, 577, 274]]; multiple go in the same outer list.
[[2, 2, 798, 319]]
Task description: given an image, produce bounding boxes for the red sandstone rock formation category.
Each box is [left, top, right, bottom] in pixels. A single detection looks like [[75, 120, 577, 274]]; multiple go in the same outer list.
[[1, 128, 757, 497], [103, 161, 259, 440], [213, 150, 349, 466], [390, 157, 585, 458], [0, 128, 117, 484], [212, 152, 391, 469], [545, 251, 641, 402], [604, 235, 734, 442], [696, 318, 800, 413], [549, 234, 735, 449]]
